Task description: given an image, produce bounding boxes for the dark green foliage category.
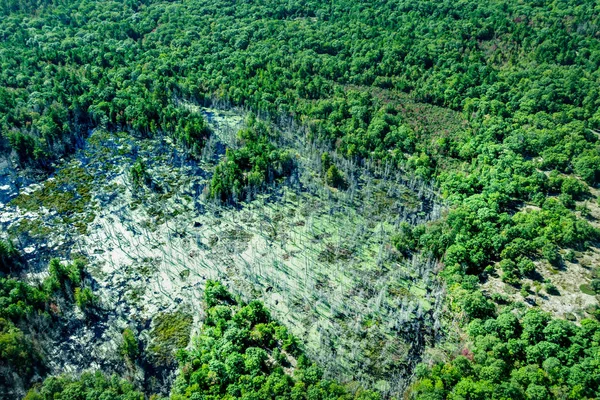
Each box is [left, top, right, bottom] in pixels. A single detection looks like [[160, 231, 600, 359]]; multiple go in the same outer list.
[[0, 278, 48, 323], [417, 194, 598, 283], [27, 281, 377, 400], [412, 311, 600, 399], [171, 281, 379, 400], [459, 291, 496, 321], [204, 280, 236, 308], [0, 238, 21, 274], [0, 278, 48, 387], [121, 328, 140, 362], [7, 132, 36, 164], [544, 282, 559, 296], [23, 371, 145, 400], [171, 109, 210, 155], [325, 164, 347, 189], [320, 152, 347, 189], [391, 222, 421, 256], [44, 258, 85, 297], [591, 279, 600, 295], [74, 287, 98, 312], [560, 177, 588, 200], [0, 258, 93, 393], [209, 121, 294, 202], [1, 0, 600, 397], [0, 318, 42, 381], [0, 0, 598, 283], [574, 154, 600, 186], [130, 158, 151, 188]]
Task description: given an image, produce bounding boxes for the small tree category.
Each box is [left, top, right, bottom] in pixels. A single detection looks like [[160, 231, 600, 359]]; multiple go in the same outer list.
[[74, 287, 98, 312], [325, 164, 346, 189], [130, 158, 151, 188], [121, 328, 140, 362]]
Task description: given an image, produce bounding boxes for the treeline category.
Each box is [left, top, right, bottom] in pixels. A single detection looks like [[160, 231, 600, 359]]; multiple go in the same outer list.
[[394, 194, 598, 282], [2, 0, 599, 184], [24, 281, 380, 400], [0, 255, 97, 395]]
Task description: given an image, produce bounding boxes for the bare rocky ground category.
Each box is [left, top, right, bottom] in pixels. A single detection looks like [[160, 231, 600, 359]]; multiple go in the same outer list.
[[0, 107, 446, 396]]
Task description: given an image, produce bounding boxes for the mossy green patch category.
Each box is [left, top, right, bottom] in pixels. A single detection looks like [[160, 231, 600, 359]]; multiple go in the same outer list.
[[149, 310, 193, 366], [580, 284, 596, 296], [11, 166, 93, 216]]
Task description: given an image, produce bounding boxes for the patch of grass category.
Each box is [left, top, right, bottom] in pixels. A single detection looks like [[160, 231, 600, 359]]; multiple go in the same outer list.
[[149, 310, 193, 366], [580, 284, 596, 296], [318, 243, 354, 263], [11, 165, 93, 216], [10, 164, 96, 235], [224, 228, 253, 242], [126, 286, 146, 304], [9, 218, 52, 239], [134, 261, 158, 278]]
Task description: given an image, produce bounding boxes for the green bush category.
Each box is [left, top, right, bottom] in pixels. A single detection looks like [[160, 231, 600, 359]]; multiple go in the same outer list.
[[591, 279, 600, 294], [325, 164, 347, 189], [0, 239, 20, 274], [130, 158, 151, 188], [74, 287, 98, 312], [121, 328, 139, 362]]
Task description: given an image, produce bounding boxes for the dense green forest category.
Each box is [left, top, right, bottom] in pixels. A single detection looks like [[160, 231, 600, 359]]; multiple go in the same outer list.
[[1, 0, 600, 398], [413, 309, 600, 399]]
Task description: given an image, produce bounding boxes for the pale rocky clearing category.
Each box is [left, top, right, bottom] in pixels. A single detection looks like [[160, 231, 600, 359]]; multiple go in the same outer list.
[[1, 107, 445, 395]]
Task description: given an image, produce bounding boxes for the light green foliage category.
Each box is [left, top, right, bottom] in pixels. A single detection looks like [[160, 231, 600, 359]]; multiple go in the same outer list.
[[74, 287, 98, 312], [412, 311, 600, 399], [121, 328, 140, 362], [44, 258, 85, 296]]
